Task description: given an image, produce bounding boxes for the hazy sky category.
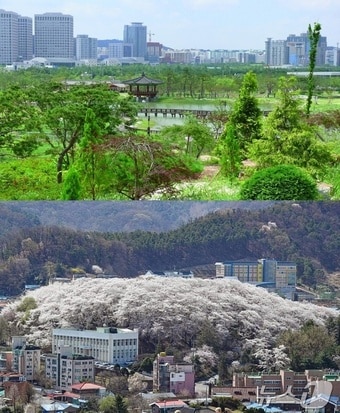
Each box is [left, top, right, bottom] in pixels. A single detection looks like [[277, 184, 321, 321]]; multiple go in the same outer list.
[[2, 0, 339, 50]]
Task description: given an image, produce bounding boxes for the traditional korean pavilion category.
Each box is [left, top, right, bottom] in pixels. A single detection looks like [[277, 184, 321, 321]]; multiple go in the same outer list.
[[123, 72, 163, 100]]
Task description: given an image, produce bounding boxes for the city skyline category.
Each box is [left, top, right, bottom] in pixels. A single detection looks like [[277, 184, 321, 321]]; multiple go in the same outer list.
[[1, 0, 339, 51]]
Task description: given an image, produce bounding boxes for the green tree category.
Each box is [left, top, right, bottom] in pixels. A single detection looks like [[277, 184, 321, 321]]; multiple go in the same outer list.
[[215, 124, 241, 179], [0, 316, 9, 345], [160, 115, 215, 159], [249, 76, 332, 177], [278, 320, 337, 370], [30, 83, 137, 183], [74, 108, 108, 200], [0, 85, 42, 155], [240, 164, 319, 200], [62, 168, 81, 200], [228, 71, 262, 154], [16, 296, 37, 312], [306, 22, 322, 116], [99, 394, 128, 413]]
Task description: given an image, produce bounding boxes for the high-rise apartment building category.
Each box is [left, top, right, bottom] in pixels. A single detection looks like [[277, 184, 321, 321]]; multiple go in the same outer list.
[[147, 42, 162, 63], [34, 12, 74, 59], [76, 35, 98, 60], [265, 38, 288, 66], [266, 33, 327, 67], [18, 16, 33, 61], [0, 9, 19, 64], [123, 22, 147, 58], [108, 41, 124, 58]]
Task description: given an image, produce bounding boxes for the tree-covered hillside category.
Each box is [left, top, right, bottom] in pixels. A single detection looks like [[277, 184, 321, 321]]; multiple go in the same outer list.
[[0, 201, 338, 297], [0, 201, 263, 235], [2, 277, 339, 375]]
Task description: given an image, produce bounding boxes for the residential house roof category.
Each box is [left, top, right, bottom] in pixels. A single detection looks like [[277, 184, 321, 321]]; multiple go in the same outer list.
[[71, 383, 105, 391], [41, 402, 79, 413]]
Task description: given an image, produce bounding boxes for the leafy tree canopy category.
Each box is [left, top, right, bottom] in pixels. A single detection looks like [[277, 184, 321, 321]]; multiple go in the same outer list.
[[240, 165, 319, 200]]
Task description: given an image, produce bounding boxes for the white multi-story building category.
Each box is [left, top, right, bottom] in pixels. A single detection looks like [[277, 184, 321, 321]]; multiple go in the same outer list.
[[12, 336, 41, 381], [52, 326, 138, 365], [45, 344, 95, 390], [34, 12, 74, 59], [0, 9, 19, 64]]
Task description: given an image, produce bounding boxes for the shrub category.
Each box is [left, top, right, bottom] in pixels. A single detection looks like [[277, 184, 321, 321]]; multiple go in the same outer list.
[[240, 164, 319, 200]]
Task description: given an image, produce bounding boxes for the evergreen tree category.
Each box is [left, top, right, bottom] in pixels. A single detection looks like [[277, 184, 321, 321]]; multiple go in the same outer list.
[[228, 71, 262, 155], [75, 108, 108, 200], [216, 124, 241, 179], [62, 168, 81, 200], [306, 22, 322, 116]]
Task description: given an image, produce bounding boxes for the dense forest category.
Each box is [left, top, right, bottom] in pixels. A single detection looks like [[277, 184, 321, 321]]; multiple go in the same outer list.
[[0, 201, 338, 296]]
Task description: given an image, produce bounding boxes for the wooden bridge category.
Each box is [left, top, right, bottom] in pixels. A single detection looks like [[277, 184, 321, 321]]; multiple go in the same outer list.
[[139, 107, 213, 118], [139, 107, 271, 118]]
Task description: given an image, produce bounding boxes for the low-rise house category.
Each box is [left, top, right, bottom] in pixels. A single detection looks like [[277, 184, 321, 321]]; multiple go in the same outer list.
[[150, 399, 194, 413], [70, 382, 107, 399], [0, 372, 26, 386], [302, 394, 340, 413], [41, 401, 80, 413], [265, 388, 303, 410]]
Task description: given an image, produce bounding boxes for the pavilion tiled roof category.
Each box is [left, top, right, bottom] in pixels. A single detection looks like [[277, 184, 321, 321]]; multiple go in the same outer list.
[[124, 72, 163, 85]]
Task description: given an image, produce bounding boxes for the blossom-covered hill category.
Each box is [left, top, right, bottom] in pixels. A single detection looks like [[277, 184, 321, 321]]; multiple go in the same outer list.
[[3, 277, 338, 361]]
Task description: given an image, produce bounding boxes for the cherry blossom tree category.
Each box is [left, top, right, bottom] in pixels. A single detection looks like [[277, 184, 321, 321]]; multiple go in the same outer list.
[[2, 277, 337, 366]]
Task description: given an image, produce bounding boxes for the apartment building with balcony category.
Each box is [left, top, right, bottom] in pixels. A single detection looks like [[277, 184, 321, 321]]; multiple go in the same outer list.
[[11, 336, 41, 381], [52, 326, 138, 365], [45, 344, 94, 390], [265, 33, 327, 67]]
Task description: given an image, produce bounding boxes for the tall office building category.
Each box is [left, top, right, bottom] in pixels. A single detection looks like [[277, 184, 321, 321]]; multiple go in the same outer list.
[[123, 22, 147, 59], [18, 16, 33, 61], [76, 34, 98, 60], [34, 12, 74, 58], [0, 9, 19, 64]]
